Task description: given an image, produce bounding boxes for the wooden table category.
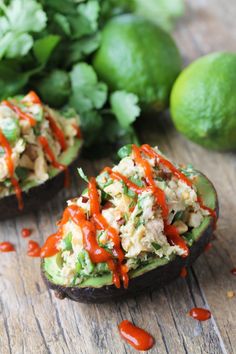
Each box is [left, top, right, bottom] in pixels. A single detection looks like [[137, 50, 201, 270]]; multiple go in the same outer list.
[[1, 1, 236, 353]]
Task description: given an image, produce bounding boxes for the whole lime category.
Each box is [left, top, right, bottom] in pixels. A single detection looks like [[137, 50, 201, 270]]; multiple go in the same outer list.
[[93, 14, 182, 109], [170, 52, 236, 150]]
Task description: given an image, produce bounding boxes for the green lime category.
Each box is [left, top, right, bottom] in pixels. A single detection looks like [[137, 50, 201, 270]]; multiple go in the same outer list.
[[170, 52, 236, 150], [93, 14, 182, 109]]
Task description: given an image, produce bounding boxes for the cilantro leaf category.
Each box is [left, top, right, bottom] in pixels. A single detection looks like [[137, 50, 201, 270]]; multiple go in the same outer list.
[[33, 35, 61, 65], [77, 0, 100, 33], [0, 61, 30, 99], [66, 32, 101, 66], [79, 110, 103, 146], [69, 0, 100, 39], [110, 91, 141, 129], [69, 63, 107, 113], [53, 13, 71, 36], [0, 0, 47, 59], [1, 32, 33, 59], [3, 0, 47, 33], [36, 69, 71, 108]]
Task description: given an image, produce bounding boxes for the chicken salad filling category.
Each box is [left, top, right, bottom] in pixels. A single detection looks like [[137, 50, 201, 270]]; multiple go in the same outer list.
[[0, 91, 81, 208], [41, 144, 216, 288]]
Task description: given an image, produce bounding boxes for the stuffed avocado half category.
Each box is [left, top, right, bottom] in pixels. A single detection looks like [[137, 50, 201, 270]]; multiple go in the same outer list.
[[41, 144, 218, 303], [0, 91, 82, 219]]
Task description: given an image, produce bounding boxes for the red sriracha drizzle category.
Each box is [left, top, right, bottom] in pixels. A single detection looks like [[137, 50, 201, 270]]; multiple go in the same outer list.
[[38, 136, 70, 188], [0, 242, 15, 252], [45, 114, 67, 151], [0, 129, 23, 210], [140, 144, 216, 255], [189, 308, 211, 321], [118, 320, 154, 351], [105, 145, 189, 257], [141, 144, 217, 224], [230, 268, 236, 276], [180, 266, 187, 278], [88, 177, 128, 288], [132, 145, 169, 219], [21, 228, 32, 238], [40, 144, 216, 288], [2, 100, 36, 127], [41, 189, 129, 289], [141, 144, 192, 187], [27, 240, 41, 257], [22, 91, 42, 105], [204, 242, 213, 252], [22, 90, 68, 151]]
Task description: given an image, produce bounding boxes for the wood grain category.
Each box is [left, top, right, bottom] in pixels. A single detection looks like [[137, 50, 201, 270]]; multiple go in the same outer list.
[[1, 1, 236, 353]]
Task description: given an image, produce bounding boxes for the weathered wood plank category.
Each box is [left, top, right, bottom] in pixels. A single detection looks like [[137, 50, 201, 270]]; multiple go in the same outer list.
[[1, 0, 236, 353]]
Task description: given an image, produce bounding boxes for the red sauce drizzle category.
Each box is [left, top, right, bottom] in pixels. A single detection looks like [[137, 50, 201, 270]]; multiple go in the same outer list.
[[22, 91, 41, 104], [41, 233, 62, 258], [204, 242, 212, 252], [38, 135, 69, 188], [89, 177, 128, 288], [0, 241, 15, 252], [23, 91, 69, 152], [104, 146, 189, 257], [164, 224, 189, 257], [104, 167, 144, 194], [0, 129, 23, 210], [41, 200, 128, 288], [141, 144, 217, 226], [132, 145, 169, 219], [197, 197, 217, 229], [141, 144, 192, 187], [27, 240, 41, 257], [2, 100, 36, 127], [72, 123, 82, 139], [118, 320, 154, 351], [180, 266, 187, 278], [139, 144, 217, 253], [45, 114, 67, 151], [105, 145, 189, 257], [189, 308, 211, 321], [230, 268, 236, 276], [21, 228, 32, 238]]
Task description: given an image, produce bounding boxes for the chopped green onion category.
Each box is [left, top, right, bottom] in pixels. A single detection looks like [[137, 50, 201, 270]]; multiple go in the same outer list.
[[152, 242, 161, 251], [15, 167, 29, 181], [76, 250, 94, 275], [122, 180, 136, 198], [63, 232, 73, 251], [0, 117, 20, 143], [117, 144, 132, 159], [96, 171, 113, 189], [134, 217, 143, 229], [130, 176, 144, 187], [183, 232, 194, 246], [82, 188, 88, 195], [77, 167, 89, 183], [95, 262, 109, 273], [173, 211, 184, 222]]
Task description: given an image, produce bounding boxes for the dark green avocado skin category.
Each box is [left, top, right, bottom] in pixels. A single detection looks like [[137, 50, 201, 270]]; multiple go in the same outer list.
[[0, 155, 80, 221], [41, 203, 218, 303]]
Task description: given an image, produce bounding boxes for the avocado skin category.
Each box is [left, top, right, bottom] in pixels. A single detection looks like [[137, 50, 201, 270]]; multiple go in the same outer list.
[[0, 150, 81, 221], [41, 200, 218, 303]]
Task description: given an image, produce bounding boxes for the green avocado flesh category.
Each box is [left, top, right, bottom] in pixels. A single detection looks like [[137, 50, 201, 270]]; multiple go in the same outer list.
[[19, 139, 82, 193], [43, 172, 216, 288]]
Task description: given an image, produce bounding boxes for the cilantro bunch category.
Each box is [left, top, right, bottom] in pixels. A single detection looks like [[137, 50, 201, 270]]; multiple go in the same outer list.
[[0, 0, 184, 153]]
